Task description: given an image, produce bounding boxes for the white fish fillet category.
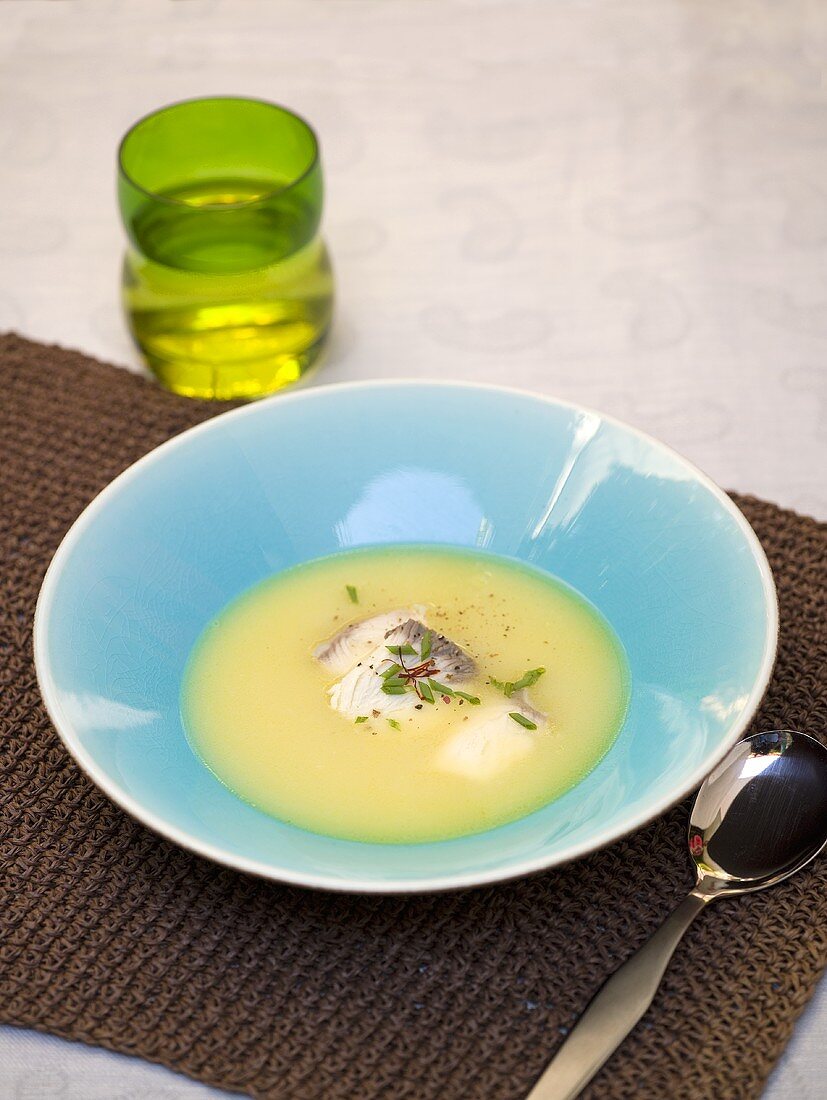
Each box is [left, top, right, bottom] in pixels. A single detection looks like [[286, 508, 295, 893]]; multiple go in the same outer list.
[[384, 620, 476, 683], [328, 663, 417, 719], [315, 611, 547, 764], [435, 695, 545, 781], [313, 607, 426, 677], [325, 617, 476, 720]]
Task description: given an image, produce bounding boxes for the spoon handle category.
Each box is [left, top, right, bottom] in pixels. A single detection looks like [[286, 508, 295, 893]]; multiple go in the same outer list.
[[526, 890, 709, 1100]]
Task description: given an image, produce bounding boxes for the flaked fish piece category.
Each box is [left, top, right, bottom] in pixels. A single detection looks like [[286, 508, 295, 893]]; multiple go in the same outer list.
[[326, 618, 475, 720], [328, 664, 416, 719], [434, 694, 546, 781], [313, 607, 425, 677], [383, 620, 476, 684], [508, 689, 546, 728]]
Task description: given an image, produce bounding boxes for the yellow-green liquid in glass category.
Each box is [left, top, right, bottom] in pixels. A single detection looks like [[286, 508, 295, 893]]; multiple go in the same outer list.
[[123, 178, 333, 400], [182, 547, 630, 844]]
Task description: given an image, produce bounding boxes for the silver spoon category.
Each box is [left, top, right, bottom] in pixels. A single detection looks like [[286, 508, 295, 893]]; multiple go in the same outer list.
[[527, 730, 827, 1100]]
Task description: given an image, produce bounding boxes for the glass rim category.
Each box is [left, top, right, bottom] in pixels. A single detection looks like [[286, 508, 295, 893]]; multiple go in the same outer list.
[[117, 95, 320, 211]]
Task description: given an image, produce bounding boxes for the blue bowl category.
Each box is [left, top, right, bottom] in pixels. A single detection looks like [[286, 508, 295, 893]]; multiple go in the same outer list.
[[34, 383, 777, 892]]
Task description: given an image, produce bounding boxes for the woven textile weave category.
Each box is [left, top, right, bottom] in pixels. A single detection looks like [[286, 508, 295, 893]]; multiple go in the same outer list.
[[1, 333, 825, 1099]]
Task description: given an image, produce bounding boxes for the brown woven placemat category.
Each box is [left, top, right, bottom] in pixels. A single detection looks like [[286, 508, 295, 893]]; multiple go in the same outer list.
[[1, 332, 825, 1100]]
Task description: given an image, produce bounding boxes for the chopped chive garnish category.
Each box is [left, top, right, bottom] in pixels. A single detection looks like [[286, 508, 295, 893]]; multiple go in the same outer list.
[[355, 716, 368, 724], [419, 680, 435, 704], [430, 680, 454, 697], [346, 584, 359, 604], [381, 684, 408, 695], [489, 676, 514, 697], [509, 712, 537, 730], [420, 630, 432, 660], [491, 667, 546, 698], [381, 663, 402, 679], [386, 643, 416, 656], [512, 667, 546, 692], [387, 718, 401, 730], [382, 674, 406, 688], [454, 691, 481, 705]]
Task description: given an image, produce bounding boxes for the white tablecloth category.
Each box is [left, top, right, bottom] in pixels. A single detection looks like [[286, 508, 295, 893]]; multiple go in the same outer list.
[[1, 2, 824, 1097]]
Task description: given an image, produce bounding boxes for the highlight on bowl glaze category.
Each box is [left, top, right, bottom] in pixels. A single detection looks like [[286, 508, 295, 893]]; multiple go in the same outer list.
[[34, 382, 777, 892]]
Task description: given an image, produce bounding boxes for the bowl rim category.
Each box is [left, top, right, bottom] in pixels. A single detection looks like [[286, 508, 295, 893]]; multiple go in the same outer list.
[[33, 379, 779, 893]]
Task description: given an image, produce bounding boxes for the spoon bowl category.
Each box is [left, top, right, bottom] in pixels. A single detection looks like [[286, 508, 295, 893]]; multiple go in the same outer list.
[[690, 730, 827, 894]]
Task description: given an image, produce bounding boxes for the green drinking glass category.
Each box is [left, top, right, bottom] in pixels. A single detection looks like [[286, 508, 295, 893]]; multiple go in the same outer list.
[[118, 96, 333, 399]]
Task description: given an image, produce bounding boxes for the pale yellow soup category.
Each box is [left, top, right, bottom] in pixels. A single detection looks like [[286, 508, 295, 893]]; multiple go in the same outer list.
[[181, 546, 629, 844]]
